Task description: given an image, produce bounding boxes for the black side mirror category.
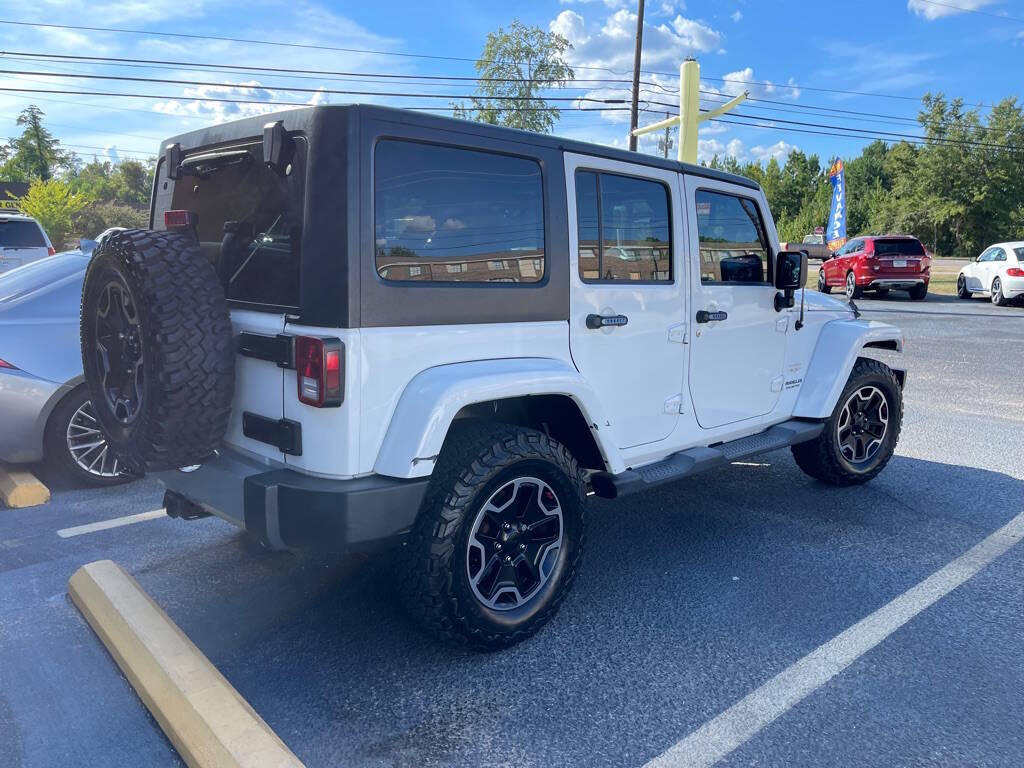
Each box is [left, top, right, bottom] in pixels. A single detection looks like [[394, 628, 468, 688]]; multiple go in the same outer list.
[[774, 250, 807, 311]]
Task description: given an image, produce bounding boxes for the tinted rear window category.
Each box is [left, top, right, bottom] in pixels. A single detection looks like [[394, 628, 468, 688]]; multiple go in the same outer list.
[[0, 220, 46, 248], [873, 238, 925, 256], [1014, 247, 1024, 262], [162, 137, 306, 310], [374, 140, 545, 283]]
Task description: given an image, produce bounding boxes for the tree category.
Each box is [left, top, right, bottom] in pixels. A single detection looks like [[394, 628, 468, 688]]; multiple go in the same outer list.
[[13, 179, 90, 249], [1, 106, 77, 181], [452, 19, 575, 134], [71, 158, 154, 207]]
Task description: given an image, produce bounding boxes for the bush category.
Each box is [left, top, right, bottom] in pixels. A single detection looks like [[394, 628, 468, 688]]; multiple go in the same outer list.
[[11, 179, 90, 249], [72, 201, 149, 242]]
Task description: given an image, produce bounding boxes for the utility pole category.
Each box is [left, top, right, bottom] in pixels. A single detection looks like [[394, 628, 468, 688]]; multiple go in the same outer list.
[[628, 0, 645, 151], [661, 113, 672, 158]]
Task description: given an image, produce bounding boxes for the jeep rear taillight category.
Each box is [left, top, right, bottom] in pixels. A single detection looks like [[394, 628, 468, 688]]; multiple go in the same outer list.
[[295, 336, 344, 407], [164, 209, 193, 229]]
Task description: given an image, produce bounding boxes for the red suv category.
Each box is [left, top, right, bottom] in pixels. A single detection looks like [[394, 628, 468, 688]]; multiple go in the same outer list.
[[818, 235, 931, 300]]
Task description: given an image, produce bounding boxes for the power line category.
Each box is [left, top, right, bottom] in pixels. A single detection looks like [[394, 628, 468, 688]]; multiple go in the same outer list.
[[0, 17, 990, 106], [0, 67, 632, 105], [912, 0, 1024, 23], [0, 50, 645, 87]]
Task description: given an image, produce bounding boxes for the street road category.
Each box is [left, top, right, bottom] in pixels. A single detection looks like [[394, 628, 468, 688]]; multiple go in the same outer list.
[[2, 293, 1023, 767]]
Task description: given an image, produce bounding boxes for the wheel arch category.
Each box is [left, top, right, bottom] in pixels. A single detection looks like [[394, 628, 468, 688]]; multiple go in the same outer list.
[[793, 319, 904, 420], [372, 358, 624, 479]]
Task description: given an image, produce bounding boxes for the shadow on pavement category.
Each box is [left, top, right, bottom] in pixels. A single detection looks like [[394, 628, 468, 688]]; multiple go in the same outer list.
[[138, 454, 1024, 767]]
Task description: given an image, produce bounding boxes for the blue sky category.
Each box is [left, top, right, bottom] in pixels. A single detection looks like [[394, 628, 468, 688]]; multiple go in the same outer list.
[[1, 0, 1022, 168]]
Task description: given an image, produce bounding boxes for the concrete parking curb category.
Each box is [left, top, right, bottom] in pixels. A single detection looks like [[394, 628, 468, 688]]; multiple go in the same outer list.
[[0, 465, 49, 508], [68, 560, 305, 768]]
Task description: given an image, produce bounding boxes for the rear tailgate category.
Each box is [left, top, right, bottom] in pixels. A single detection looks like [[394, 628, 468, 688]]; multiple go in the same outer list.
[[225, 309, 287, 461]]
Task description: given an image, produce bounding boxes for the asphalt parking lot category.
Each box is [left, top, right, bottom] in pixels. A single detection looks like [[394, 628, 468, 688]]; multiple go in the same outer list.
[[2, 293, 1023, 768]]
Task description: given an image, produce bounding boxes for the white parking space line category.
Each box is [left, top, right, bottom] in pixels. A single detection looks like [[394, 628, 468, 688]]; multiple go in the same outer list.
[[645, 511, 1024, 768], [57, 509, 166, 539]]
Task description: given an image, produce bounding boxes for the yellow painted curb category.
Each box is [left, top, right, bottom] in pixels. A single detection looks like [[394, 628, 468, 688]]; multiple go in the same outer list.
[[69, 560, 305, 768], [0, 464, 50, 508]]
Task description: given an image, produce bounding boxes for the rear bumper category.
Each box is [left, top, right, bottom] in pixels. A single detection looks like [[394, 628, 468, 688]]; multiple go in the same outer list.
[[865, 277, 927, 290], [0, 369, 64, 463], [1002, 276, 1024, 298], [156, 448, 429, 552]]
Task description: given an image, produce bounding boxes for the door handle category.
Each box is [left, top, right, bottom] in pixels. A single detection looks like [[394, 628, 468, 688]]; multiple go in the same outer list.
[[696, 310, 728, 323], [586, 313, 629, 329]]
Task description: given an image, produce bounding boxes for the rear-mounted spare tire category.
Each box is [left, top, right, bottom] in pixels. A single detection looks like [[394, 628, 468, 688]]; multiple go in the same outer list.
[[80, 229, 235, 471]]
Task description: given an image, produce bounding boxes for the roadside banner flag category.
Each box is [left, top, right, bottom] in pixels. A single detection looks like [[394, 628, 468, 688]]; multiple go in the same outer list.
[[826, 159, 847, 251]]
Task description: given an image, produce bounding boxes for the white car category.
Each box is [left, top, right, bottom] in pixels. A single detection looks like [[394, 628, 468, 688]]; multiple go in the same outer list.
[[77, 106, 906, 650], [957, 241, 1024, 305], [0, 214, 55, 274]]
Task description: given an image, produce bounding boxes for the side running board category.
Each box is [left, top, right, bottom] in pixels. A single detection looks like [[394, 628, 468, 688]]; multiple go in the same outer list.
[[589, 419, 825, 499]]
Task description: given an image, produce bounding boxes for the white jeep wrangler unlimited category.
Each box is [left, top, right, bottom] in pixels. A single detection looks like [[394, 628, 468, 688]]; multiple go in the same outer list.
[[80, 106, 905, 650]]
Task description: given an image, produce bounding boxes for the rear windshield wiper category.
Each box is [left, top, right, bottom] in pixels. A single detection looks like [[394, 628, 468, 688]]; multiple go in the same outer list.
[[180, 148, 253, 178]]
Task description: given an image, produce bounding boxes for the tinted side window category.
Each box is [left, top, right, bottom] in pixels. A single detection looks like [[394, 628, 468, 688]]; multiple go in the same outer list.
[[575, 170, 672, 282], [695, 190, 770, 284], [375, 140, 544, 283]]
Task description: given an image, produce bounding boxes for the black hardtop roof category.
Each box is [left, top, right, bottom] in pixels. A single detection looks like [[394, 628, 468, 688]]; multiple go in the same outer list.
[[160, 103, 761, 191]]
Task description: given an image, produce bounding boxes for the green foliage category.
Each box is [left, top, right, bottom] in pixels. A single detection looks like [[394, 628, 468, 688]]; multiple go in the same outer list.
[[72, 201, 149, 240], [70, 159, 154, 207], [452, 19, 575, 134], [12, 179, 91, 249], [708, 94, 1024, 257], [1, 106, 78, 182]]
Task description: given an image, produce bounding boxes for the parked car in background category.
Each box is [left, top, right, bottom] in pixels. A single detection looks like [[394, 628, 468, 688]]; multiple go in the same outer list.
[[0, 214, 55, 274], [957, 242, 1024, 306], [779, 232, 831, 262], [0, 229, 132, 485], [818, 235, 930, 300]]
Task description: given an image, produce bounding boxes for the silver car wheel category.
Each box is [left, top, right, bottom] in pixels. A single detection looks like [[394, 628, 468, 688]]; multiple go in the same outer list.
[[66, 400, 124, 478]]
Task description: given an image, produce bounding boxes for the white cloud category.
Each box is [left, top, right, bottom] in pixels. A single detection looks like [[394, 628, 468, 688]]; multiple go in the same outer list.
[[152, 80, 328, 124], [712, 67, 801, 100], [552, 8, 723, 73], [907, 0, 995, 19], [697, 137, 798, 164], [731, 10, 743, 22]]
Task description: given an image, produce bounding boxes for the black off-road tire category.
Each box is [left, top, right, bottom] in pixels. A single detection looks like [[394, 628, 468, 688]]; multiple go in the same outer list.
[[80, 229, 234, 471], [909, 283, 928, 301], [398, 423, 586, 651], [791, 357, 903, 486]]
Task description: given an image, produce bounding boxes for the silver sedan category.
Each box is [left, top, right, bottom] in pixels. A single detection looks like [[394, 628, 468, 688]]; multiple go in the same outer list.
[[0, 235, 133, 485]]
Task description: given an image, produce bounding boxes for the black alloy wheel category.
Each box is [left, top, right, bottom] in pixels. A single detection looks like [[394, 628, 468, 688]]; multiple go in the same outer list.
[[466, 476, 565, 611], [836, 385, 889, 466], [94, 279, 145, 425]]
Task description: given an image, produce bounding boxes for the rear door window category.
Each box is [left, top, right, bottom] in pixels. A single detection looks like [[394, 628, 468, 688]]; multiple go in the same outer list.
[[374, 140, 545, 283], [0, 220, 47, 248], [575, 170, 672, 283], [163, 138, 306, 310]]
